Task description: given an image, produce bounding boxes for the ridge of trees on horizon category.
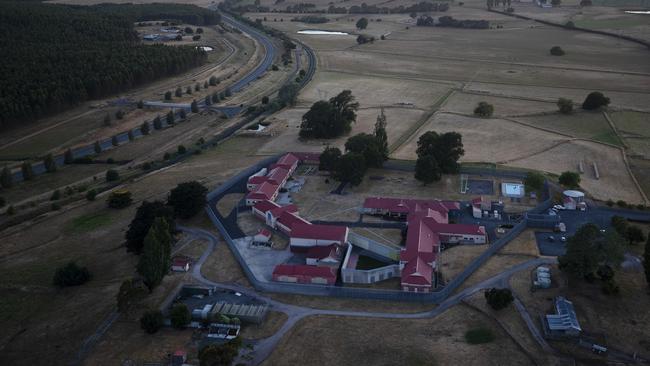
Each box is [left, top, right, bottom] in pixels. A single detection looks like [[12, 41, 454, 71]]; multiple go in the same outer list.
[[0, 2, 218, 129]]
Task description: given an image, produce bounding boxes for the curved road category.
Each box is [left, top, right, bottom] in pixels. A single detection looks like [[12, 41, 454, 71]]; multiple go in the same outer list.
[[179, 225, 557, 365]]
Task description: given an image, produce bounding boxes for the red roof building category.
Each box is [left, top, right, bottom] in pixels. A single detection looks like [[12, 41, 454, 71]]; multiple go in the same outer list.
[[276, 211, 311, 235], [265, 167, 290, 186], [401, 257, 433, 292], [306, 243, 345, 267], [171, 257, 191, 272], [245, 181, 280, 206], [272, 264, 336, 285], [275, 153, 300, 174]]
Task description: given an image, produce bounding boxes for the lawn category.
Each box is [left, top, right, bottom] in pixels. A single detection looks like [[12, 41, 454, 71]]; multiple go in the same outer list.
[[355, 255, 389, 270]]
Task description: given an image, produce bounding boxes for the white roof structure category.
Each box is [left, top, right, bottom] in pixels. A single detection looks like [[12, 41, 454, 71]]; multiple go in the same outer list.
[[502, 183, 524, 198], [563, 190, 585, 198], [546, 296, 581, 333]]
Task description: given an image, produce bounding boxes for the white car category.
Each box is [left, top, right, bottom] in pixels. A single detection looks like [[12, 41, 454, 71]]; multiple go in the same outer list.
[[560, 236, 567, 242]]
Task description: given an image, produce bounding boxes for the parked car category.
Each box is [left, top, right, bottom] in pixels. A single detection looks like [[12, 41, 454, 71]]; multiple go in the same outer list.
[[548, 235, 555, 242], [560, 236, 567, 242]]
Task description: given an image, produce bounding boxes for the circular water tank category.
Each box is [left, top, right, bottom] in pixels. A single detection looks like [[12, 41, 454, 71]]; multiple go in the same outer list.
[[563, 190, 585, 198]]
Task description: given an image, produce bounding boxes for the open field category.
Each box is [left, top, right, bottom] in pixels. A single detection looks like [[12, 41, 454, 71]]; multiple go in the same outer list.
[[516, 111, 619, 144], [629, 157, 650, 199], [239, 311, 288, 340], [263, 307, 533, 366], [441, 91, 558, 117]]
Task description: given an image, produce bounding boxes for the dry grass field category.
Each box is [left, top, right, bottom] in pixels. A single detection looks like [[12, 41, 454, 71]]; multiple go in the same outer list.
[[442, 91, 558, 117], [263, 307, 533, 366], [515, 111, 618, 143], [510, 263, 650, 357], [239, 311, 288, 340]]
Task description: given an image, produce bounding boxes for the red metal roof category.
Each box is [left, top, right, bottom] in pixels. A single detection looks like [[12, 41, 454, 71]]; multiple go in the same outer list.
[[246, 181, 279, 201], [306, 243, 341, 260], [290, 152, 321, 162], [427, 222, 487, 236], [291, 223, 348, 243], [266, 167, 290, 185], [257, 228, 272, 238], [172, 257, 190, 266], [401, 257, 433, 286], [270, 204, 298, 218], [253, 200, 281, 213], [277, 153, 300, 168], [401, 219, 439, 263], [272, 264, 336, 279], [247, 175, 268, 185], [277, 211, 311, 230]]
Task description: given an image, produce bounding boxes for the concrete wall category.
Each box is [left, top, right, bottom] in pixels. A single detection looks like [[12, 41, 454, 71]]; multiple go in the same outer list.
[[341, 264, 401, 284], [348, 232, 400, 261]]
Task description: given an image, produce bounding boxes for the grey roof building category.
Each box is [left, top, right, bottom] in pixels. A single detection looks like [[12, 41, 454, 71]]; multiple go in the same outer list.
[[545, 296, 582, 336]]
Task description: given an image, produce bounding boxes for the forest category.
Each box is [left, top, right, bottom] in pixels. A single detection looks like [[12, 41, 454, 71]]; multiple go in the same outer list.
[[0, 2, 220, 129]]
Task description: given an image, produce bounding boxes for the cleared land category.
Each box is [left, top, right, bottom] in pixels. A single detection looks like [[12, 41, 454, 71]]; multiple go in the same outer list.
[[441, 91, 558, 117], [263, 307, 533, 366]]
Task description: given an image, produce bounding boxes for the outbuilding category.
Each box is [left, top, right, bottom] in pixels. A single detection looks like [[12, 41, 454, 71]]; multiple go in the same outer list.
[[171, 257, 190, 272]]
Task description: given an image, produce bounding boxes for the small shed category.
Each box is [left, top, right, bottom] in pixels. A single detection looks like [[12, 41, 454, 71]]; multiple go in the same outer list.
[[562, 190, 585, 210], [171, 350, 187, 366], [254, 228, 272, 243], [171, 257, 190, 272]]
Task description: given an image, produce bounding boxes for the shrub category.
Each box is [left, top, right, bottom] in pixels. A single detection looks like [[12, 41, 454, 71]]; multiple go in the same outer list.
[[86, 189, 97, 201], [142, 162, 153, 170], [51, 189, 61, 201], [271, 64, 279, 71], [164, 152, 171, 160], [617, 200, 628, 208], [484, 288, 513, 310], [116, 110, 125, 119], [140, 310, 164, 334], [192, 35, 201, 41], [209, 76, 218, 86], [0, 197, 5, 207], [474, 102, 494, 117], [53, 261, 91, 287], [167, 181, 208, 219], [465, 328, 495, 344], [557, 98, 573, 114], [7, 205, 16, 215], [606, 199, 614, 207], [107, 190, 132, 209], [177, 145, 187, 154], [106, 169, 120, 182], [141, 121, 150, 135], [636, 204, 646, 210], [550, 46, 565, 56], [558, 171, 580, 188], [51, 202, 61, 211], [565, 21, 575, 28]]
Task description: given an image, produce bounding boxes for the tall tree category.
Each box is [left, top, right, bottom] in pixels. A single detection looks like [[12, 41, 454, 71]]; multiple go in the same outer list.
[[137, 217, 172, 290], [416, 131, 464, 174], [126, 200, 175, 254], [374, 107, 389, 161], [94, 141, 102, 154], [415, 154, 441, 185], [21, 162, 34, 181], [345, 133, 385, 168], [356, 17, 368, 30], [333, 152, 367, 186], [300, 90, 359, 139], [64, 149, 74, 164], [141, 121, 150, 135], [559, 223, 625, 278], [167, 181, 208, 219], [319, 146, 342, 172], [558, 171, 580, 188]]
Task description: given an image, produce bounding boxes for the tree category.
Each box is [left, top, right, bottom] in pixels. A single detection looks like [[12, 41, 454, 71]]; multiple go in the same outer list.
[[141, 121, 150, 135], [551, 0, 561, 5], [209, 76, 218, 86], [1, 166, 13, 188], [186, 86, 192, 95], [94, 140, 102, 154], [415, 154, 441, 185], [374, 108, 389, 162], [195, 83, 200, 92], [177, 145, 187, 154], [140, 310, 164, 334], [180, 109, 187, 119], [625, 225, 645, 245], [170, 303, 191, 329], [111, 135, 119, 147], [53, 261, 92, 287], [107, 190, 132, 208], [278, 83, 299, 106], [106, 169, 120, 182], [225, 88, 232, 97], [168, 181, 208, 219], [51, 189, 61, 201], [212, 92, 220, 103], [128, 129, 135, 141], [44, 154, 57, 173], [474, 101, 494, 117], [64, 149, 74, 164], [191, 100, 199, 113], [137, 100, 144, 109], [643, 235, 650, 285], [319, 146, 342, 171], [193, 35, 201, 41], [557, 98, 573, 114], [21, 162, 34, 181], [137, 217, 172, 290], [185, 26, 193, 34], [416, 131, 464, 174], [611, 215, 628, 236], [558, 171, 580, 188], [261, 96, 269, 104], [333, 152, 367, 186], [175, 87, 183, 97], [356, 17, 369, 30], [484, 288, 514, 310], [300, 90, 359, 139], [165, 91, 172, 101], [167, 110, 175, 125], [523, 171, 545, 194], [345, 133, 385, 168], [559, 223, 625, 278], [199, 337, 243, 366], [550, 46, 565, 56], [126, 200, 175, 254], [205, 95, 212, 106], [116, 278, 147, 314], [582, 91, 610, 110], [103, 113, 112, 126], [203, 81, 209, 89], [153, 116, 162, 130]]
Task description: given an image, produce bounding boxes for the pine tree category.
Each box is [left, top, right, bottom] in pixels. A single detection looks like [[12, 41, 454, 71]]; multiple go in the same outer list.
[[137, 217, 172, 290], [179, 109, 187, 119], [191, 100, 199, 113], [128, 130, 135, 141], [111, 135, 119, 147], [43, 153, 57, 173], [212, 92, 219, 103], [64, 149, 74, 164], [153, 116, 162, 130], [205, 95, 212, 106], [1, 166, 13, 188], [374, 107, 389, 161], [94, 141, 102, 154], [175, 87, 183, 98], [166, 110, 175, 125], [203, 81, 209, 89], [21, 162, 34, 180]]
